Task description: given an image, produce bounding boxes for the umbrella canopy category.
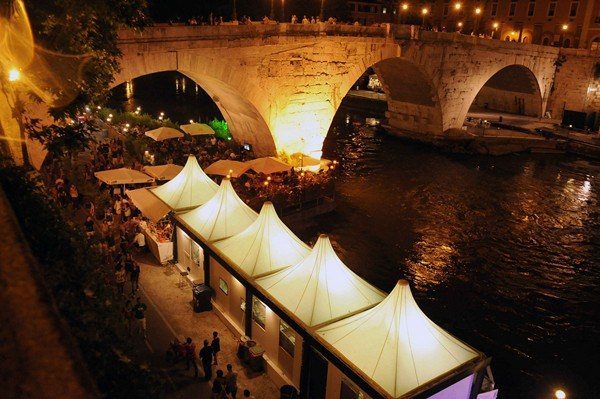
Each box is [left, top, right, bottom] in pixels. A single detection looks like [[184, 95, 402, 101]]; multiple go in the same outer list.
[[95, 168, 154, 185], [143, 164, 183, 181], [256, 235, 385, 327], [126, 188, 170, 223], [177, 178, 257, 242], [204, 159, 250, 178], [144, 127, 184, 141], [180, 123, 215, 136], [150, 155, 218, 211], [317, 280, 481, 398], [214, 202, 310, 278], [246, 157, 292, 175], [290, 152, 321, 166]]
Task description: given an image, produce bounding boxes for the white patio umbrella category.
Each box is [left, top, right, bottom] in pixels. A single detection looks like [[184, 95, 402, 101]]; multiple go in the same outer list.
[[180, 123, 215, 136], [143, 164, 183, 181], [246, 157, 292, 175], [94, 168, 154, 185], [204, 159, 250, 178], [144, 127, 184, 141]]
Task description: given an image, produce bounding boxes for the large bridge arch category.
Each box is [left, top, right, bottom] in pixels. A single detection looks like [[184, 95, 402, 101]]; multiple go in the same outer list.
[[468, 64, 544, 118], [112, 53, 276, 156]]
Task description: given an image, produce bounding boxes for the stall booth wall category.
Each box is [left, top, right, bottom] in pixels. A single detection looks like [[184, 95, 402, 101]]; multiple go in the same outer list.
[[209, 258, 246, 336], [326, 362, 374, 399], [250, 297, 304, 388], [176, 227, 205, 282], [427, 374, 474, 399]]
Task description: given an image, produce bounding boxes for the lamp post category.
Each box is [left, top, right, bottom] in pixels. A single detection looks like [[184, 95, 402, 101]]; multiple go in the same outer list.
[[421, 7, 429, 28], [232, 0, 237, 21], [399, 3, 409, 24], [492, 22, 499, 39], [319, 0, 325, 21], [270, 0, 275, 20], [5, 67, 30, 167], [281, 0, 285, 22], [474, 6, 482, 34]]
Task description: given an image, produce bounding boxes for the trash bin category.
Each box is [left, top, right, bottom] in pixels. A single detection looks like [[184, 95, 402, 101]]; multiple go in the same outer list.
[[280, 385, 298, 399], [192, 284, 213, 313]]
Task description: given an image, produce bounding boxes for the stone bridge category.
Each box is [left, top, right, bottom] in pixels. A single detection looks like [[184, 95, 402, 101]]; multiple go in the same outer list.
[[115, 24, 566, 157]]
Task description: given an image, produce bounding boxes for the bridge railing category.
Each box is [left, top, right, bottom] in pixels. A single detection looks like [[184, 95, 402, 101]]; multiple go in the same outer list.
[[117, 22, 390, 43]]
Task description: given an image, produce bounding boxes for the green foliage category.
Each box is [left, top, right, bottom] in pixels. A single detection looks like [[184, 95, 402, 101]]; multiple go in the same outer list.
[[28, 120, 96, 161], [25, 0, 150, 118], [208, 118, 232, 141], [0, 166, 166, 398]]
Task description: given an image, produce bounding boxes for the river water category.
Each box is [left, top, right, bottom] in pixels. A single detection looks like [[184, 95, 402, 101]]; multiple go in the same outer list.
[[110, 73, 599, 398]]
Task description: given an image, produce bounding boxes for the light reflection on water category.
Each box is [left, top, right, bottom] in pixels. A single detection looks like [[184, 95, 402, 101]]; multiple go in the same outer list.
[[302, 109, 599, 399], [110, 74, 598, 398]]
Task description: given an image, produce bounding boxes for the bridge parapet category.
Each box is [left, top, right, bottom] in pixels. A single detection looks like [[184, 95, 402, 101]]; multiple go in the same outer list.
[[117, 23, 390, 44]]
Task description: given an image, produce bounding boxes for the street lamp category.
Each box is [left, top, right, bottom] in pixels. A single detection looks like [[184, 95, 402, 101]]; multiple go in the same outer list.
[[421, 8, 429, 27], [270, 0, 275, 20], [555, 390, 566, 399], [474, 7, 482, 34], [454, 2, 462, 11], [562, 24, 568, 31], [8, 68, 20, 82], [457, 21, 463, 31], [492, 22, 499, 38]]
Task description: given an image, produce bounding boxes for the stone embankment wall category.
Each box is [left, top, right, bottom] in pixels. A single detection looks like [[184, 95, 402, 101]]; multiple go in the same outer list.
[[547, 49, 600, 129]]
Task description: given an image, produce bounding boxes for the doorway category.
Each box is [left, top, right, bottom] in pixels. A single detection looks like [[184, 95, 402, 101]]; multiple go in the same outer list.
[[176, 227, 204, 282], [305, 347, 328, 399]]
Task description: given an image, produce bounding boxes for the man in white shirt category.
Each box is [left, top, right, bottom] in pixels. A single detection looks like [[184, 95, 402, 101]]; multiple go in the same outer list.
[[133, 229, 146, 251]]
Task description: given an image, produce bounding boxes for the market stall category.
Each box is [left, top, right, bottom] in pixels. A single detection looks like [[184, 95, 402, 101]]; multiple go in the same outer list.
[[140, 219, 173, 264]]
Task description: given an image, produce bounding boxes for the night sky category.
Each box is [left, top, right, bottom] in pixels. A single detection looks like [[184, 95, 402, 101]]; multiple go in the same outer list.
[[148, 0, 352, 23]]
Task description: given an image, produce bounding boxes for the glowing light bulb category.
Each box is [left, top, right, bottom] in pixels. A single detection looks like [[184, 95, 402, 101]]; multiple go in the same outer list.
[[263, 181, 269, 186], [493, 22, 499, 29], [475, 7, 481, 15], [189, 119, 194, 123], [555, 390, 566, 399], [421, 8, 429, 15], [125, 123, 130, 127], [458, 22, 463, 27], [454, 3, 461, 10], [136, 106, 141, 111], [97, 105, 102, 110], [160, 112, 165, 116], [8, 68, 20, 82], [401, 3, 408, 11], [108, 113, 113, 118], [562, 24, 568, 31]]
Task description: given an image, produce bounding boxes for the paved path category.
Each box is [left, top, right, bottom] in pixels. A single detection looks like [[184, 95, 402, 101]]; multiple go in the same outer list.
[[130, 253, 280, 399]]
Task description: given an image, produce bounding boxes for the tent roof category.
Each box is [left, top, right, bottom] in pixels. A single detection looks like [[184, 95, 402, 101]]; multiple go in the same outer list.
[[256, 235, 385, 327], [246, 157, 292, 175], [316, 280, 481, 399], [150, 155, 218, 211], [143, 164, 183, 180], [177, 178, 257, 242], [180, 123, 215, 136], [205, 159, 250, 178], [144, 127, 184, 141], [94, 168, 154, 185], [126, 188, 170, 223], [214, 202, 310, 278]]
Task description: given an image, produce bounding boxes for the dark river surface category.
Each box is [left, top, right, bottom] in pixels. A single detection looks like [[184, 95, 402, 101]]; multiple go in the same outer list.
[[110, 72, 599, 399]]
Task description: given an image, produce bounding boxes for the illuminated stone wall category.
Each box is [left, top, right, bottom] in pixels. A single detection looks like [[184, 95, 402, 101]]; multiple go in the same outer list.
[[547, 49, 600, 126]]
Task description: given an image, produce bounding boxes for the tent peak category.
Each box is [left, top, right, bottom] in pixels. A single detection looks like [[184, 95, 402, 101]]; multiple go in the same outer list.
[[318, 233, 329, 239], [397, 279, 409, 287]]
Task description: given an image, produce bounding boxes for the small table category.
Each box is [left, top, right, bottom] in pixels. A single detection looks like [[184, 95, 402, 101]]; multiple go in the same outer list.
[[178, 271, 189, 288]]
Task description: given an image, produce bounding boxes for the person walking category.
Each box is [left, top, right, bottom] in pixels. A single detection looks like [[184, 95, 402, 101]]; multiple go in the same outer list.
[[115, 265, 126, 296], [211, 331, 221, 365], [212, 369, 226, 398], [133, 297, 147, 338], [122, 299, 134, 336], [130, 262, 140, 293], [184, 337, 199, 378], [199, 339, 214, 381], [225, 364, 238, 399]]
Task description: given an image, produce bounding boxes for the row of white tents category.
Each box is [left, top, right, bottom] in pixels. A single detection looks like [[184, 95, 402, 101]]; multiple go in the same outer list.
[[144, 123, 216, 141], [130, 155, 491, 399]]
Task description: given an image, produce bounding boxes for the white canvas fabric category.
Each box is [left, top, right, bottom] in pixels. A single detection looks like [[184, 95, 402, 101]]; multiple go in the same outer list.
[[151, 155, 218, 211], [214, 202, 310, 277], [205, 159, 250, 178], [317, 280, 480, 398], [178, 178, 257, 242], [256, 235, 385, 327], [180, 123, 215, 135], [144, 127, 184, 141], [94, 168, 154, 185], [143, 164, 183, 180], [245, 157, 292, 175], [126, 188, 170, 223]]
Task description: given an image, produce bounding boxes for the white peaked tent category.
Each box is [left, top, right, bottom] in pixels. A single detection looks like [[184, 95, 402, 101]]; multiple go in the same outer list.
[[214, 202, 311, 277], [316, 280, 481, 399], [178, 178, 257, 242], [256, 235, 385, 327], [150, 155, 218, 211]]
